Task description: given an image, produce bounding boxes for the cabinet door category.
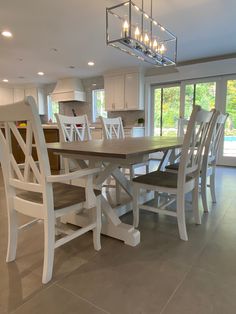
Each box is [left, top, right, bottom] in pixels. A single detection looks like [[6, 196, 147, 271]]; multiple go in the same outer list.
[[25, 87, 45, 114], [104, 77, 114, 111], [13, 88, 25, 103], [25, 88, 38, 104], [113, 75, 125, 110], [0, 87, 14, 105], [124, 73, 139, 110]]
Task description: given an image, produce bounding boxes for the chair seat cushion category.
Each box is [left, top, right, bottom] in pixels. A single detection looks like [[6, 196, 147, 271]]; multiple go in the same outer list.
[[165, 162, 180, 171], [133, 170, 192, 188], [17, 182, 101, 210]]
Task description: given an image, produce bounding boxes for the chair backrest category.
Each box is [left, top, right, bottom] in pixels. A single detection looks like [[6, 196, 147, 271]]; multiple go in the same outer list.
[[0, 97, 51, 196], [100, 116, 125, 139], [55, 113, 91, 142], [177, 118, 189, 137], [178, 105, 214, 185], [203, 112, 228, 166]]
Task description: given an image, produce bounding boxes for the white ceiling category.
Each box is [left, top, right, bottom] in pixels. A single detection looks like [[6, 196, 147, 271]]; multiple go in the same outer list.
[[0, 0, 236, 85]]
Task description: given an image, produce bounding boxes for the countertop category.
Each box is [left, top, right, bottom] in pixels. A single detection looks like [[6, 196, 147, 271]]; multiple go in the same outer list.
[[16, 124, 145, 130]]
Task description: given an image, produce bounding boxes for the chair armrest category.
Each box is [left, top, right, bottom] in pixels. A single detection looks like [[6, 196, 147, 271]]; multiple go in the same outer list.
[[46, 167, 101, 183]]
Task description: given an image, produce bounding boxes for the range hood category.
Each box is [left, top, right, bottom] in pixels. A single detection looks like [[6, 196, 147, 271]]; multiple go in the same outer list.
[[51, 78, 86, 102]]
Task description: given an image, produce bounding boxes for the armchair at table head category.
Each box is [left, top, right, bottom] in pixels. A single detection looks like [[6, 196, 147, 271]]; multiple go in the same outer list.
[[0, 96, 101, 284]]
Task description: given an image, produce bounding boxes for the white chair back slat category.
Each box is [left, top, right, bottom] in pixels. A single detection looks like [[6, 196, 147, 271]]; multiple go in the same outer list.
[[207, 112, 228, 163], [55, 113, 91, 142], [100, 116, 125, 139], [178, 106, 214, 184], [0, 97, 51, 193]]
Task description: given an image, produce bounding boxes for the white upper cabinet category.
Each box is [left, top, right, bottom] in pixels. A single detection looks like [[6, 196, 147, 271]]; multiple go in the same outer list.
[[25, 87, 46, 115], [104, 71, 144, 111], [13, 88, 25, 103], [0, 87, 14, 106], [104, 75, 124, 111]]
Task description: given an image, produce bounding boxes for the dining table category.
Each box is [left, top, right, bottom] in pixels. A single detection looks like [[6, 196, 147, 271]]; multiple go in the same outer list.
[[47, 136, 183, 246]]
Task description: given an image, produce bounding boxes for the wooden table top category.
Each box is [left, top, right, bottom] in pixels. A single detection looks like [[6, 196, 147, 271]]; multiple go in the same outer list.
[[47, 136, 183, 159]]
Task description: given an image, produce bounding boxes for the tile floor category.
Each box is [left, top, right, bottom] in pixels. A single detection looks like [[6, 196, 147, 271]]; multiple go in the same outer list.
[[0, 166, 236, 313]]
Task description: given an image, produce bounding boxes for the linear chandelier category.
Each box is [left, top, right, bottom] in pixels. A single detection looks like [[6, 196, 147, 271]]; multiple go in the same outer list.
[[106, 0, 177, 66]]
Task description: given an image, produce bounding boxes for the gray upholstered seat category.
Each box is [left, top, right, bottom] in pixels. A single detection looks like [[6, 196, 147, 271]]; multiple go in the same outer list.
[[133, 170, 192, 189], [17, 182, 101, 210]]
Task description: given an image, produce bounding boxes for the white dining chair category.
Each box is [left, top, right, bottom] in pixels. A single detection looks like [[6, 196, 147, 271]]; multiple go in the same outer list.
[[201, 112, 228, 212], [55, 113, 91, 173], [0, 97, 101, 284], [132, 105, 214, 241], [100, 116, 149, 178], [55, 113, 92, 142], [166, 110, 228, 212], [100, 116, 149, 204]]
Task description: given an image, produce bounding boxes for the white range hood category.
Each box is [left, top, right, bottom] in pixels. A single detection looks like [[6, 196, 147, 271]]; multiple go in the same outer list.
[[51, 78, 86, 102]]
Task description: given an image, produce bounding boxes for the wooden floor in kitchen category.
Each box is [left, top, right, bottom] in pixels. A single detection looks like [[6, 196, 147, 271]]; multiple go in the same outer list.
[[0, 166, 236, 314]]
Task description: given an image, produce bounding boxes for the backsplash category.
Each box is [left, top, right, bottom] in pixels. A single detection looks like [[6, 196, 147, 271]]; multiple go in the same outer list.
[[108, 110, 144, 127]]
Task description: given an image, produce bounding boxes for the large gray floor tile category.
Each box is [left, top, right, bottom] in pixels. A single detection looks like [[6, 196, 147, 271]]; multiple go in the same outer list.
[[162, 267, 236, 314], [13, 284, 108, 314], [58, 243, 189, 314]]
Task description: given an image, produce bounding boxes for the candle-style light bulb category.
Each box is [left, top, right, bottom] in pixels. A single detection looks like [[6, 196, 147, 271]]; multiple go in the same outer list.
[[122, 19, 129, 37], [134, 26, 140, 40], [153, 39, 158, 51], [144, 33, 149, 45], [159, 44, 166, 54]]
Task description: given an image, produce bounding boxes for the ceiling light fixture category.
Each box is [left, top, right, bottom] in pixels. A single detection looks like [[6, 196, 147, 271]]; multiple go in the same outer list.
[[106, 0, 177, 66], [1, 30, 13, 38], [2, 79, 9, 82], [88, 61, 95, 66], [37, 71, 44, 76]]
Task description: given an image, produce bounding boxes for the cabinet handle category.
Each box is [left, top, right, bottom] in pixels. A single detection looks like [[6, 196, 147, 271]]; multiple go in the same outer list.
[[125, 102, 128, 108]]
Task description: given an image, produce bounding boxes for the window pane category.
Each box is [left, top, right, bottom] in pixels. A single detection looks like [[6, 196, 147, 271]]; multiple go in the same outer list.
[[195, 82, 216, 111], [93, 89, 107, 122], [162, 86, 180, 136], [185, 82, 216, 118], [154, 86, 180, 136], [224, 80, 236, 157], [154, 89, 161, 135], [184, 84, 194, 118]]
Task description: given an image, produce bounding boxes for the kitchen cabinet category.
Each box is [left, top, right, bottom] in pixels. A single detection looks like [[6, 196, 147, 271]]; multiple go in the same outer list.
[[104, 75, 124, 111], [0, 87, 13, 106], [25, 87, 46, 115], [124, 127, 145, 137], [104, 72, 144, 111], [13, 88, 25, 103], [11, 127, 60, 171]]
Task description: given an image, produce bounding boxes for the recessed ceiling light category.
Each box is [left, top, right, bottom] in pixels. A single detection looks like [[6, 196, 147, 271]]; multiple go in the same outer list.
[[2, 79, 9, 82], [37, 71, 44, 76], [88, 61, 95, 66], [1, 30, 13, 38], [92, 83, 97, 86]]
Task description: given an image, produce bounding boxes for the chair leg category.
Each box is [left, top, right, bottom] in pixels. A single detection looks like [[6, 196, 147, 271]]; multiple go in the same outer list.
[[115, 181, 121, 205], [201, 173, 209, 213], [93, 198, 101, 251], [6, 200, 18, 262], [210, 169, 217, 203], [192, 182, 201, 224], [133, 184, 140, 228], [176, 193, 188, 241], [42, 218, 55, 284]]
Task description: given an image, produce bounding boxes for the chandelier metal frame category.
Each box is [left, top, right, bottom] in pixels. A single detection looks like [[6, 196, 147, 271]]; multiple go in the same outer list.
[[106, 0, 177, 66]]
